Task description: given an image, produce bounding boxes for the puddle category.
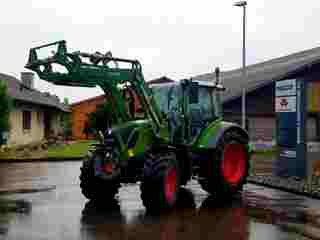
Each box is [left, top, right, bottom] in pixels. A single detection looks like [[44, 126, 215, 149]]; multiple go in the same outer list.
[[0, 185, 56, 195]]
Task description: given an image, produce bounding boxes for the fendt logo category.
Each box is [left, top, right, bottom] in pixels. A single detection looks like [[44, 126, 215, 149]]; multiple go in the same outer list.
[[280, 98, 288, 107]]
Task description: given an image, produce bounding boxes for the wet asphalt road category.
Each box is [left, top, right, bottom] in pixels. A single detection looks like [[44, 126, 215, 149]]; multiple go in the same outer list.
[[0, 161, 319, 240]]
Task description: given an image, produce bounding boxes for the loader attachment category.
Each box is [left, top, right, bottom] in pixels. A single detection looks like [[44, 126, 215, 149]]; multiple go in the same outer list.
[[25, 40, 166, 134], [25, 40, 140, 88], [26, 41, 89, 87]]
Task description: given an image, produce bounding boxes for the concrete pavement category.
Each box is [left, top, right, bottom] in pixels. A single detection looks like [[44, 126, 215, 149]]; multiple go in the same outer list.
[[0, 161, 319, 240]]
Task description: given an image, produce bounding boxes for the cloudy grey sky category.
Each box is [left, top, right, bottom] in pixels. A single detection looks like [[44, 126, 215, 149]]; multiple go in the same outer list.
[[1, 0, 319, 103]]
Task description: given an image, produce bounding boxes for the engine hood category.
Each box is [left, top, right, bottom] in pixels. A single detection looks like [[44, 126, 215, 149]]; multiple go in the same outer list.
[[106, 119, 152, 145]]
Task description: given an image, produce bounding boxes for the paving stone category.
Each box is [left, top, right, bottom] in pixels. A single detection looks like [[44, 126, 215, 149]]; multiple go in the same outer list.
[[278, 222, 320, 240], [248, 175, 320, 199]]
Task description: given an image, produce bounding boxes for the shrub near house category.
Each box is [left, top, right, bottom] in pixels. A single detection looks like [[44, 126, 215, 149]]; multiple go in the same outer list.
[[0, 79, 11, 145]]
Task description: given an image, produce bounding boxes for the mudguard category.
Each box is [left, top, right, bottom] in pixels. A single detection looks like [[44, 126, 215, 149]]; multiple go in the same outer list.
[[194, 119, 249, 150]]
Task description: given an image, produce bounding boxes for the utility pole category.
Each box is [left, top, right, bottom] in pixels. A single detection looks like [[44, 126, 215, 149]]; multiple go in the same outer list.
[[234, 1, 247, 130]]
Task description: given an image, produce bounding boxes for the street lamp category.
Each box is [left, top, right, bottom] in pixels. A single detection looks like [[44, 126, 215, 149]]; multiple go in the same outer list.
[[234, 1, 247, 130]]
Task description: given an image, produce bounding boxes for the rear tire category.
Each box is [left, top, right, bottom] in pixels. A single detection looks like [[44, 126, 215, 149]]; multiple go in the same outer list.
[[80, 154, 120, 202], [140, 151, 181, 210], [199, 131, 249, 197]]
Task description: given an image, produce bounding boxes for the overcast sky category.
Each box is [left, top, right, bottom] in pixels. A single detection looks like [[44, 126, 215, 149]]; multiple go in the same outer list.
[[1, 0, 319, 103]]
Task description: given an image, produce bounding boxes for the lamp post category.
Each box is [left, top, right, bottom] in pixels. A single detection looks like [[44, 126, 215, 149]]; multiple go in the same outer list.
[[234, 1, 247, 130]]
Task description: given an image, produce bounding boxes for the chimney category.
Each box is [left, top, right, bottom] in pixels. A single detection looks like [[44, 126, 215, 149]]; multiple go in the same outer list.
[[21, 72, 34, 89]]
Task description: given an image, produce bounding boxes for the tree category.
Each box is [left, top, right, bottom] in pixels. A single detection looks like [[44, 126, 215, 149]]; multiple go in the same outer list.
[[0, 80, 11, 144], [87, 102, 115, 137], [61, 97, 72, 139]]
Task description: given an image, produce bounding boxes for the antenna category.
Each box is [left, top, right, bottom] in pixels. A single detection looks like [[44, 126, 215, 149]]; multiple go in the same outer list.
[[215, 67, 220, 86]]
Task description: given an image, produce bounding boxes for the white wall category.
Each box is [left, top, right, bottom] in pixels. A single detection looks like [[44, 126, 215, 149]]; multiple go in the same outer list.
[[6, 106, 64, 146], [7, 108, 45, 146]]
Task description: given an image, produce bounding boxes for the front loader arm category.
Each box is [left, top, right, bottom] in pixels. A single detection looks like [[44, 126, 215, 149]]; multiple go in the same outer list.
[[25, 41, 136, 88], [25, 40, 165, 135]]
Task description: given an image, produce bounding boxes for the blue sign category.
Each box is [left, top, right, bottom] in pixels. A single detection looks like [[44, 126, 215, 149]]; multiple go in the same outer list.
[[276, 79, 298, 148], [277, 112, 297, 147], [274, 79, 306, 178]]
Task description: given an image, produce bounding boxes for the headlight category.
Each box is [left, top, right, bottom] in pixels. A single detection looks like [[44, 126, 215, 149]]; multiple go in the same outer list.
[[107, 128, 112, 135], [98, 130, 105, 142]]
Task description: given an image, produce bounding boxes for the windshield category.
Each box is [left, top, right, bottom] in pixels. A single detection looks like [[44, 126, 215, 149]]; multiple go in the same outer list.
[[151, 84, 182, 114], [197, 87, 216, 119], [151, 83, 218, 120]]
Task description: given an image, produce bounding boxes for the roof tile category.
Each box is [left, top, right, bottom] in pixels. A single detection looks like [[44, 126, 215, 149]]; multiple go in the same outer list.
[[0, 73, 69, 112], [194, 46, 320, 102]]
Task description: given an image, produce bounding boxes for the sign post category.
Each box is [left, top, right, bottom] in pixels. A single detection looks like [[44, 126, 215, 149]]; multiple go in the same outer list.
[[274, 79, 306, 178]]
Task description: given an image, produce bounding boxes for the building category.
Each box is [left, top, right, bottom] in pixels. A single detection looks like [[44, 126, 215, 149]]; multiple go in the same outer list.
[[71, 76, 174, 140], [0, 72, 69, 146], [148, 76, 175, 85], [194, 46, 320, 146]]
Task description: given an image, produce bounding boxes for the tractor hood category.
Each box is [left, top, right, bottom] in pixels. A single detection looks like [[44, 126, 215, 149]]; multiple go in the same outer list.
[[106, 119, 152, 146]]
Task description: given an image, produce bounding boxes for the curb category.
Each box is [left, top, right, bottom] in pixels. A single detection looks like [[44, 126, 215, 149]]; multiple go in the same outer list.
[[0, 157, 84, 163]]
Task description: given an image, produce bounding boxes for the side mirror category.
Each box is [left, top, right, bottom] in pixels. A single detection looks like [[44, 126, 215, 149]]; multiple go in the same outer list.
[[189, 81, 199, 104]]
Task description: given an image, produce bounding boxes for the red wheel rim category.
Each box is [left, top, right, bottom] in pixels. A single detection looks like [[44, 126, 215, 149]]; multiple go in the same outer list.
[[221, 144, 246, 185], [164, 167, 177, 203], [104, 162, 113, 174]]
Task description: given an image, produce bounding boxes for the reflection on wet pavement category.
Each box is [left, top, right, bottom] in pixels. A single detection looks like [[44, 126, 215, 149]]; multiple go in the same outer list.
[[243, 190, 306, 225], [81, 188, 250, 240], [0, 162, 79, 192], [0, 162, 319, 240]]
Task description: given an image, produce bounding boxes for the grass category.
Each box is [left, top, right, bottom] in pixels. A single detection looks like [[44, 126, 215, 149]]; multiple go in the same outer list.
[[1, 139, 275, 161], [46, 140, 97, 158], [252, 150, 276, 156]]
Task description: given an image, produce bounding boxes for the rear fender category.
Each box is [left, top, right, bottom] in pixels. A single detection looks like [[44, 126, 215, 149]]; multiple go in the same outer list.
[[194, 120, 249, 150]]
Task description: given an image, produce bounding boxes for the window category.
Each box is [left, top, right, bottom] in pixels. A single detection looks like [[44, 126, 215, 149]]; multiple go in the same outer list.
[[23, 111, 31, 130]]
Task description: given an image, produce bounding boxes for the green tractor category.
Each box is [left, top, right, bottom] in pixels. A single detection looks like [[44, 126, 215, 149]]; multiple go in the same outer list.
[[26, 41, 250, 209]]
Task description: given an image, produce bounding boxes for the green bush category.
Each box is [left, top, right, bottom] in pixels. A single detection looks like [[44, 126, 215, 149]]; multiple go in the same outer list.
[[61, 98, 72, 139], [0, 80, 11, 144], [87, 102, 116, 137]]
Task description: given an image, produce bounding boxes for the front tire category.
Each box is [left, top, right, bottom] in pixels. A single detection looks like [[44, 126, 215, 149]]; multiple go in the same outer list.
[[199, 131, 249, 197], [80, 154, 120, 202], [140, 151, 181, 210]]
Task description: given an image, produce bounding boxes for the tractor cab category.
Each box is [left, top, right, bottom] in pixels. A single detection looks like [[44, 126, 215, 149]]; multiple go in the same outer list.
[[151, 79, 224, 144]]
